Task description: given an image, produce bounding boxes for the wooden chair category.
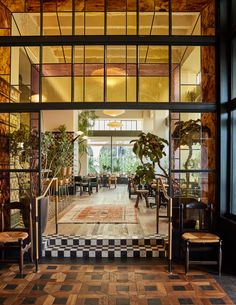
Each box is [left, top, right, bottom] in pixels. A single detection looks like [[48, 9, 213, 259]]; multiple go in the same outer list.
[[180, 201, 222, 275], [127, 178, 137, 199], [0, 201, 33, 274]]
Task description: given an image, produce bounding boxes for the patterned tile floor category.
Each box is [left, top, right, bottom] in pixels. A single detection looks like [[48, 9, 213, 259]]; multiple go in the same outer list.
[[0, 261, 235, 305]]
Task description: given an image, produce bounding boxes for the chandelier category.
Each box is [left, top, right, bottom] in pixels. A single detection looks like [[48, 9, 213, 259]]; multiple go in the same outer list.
[[103, 110, 125, 117], [107, 121, 122, 128]]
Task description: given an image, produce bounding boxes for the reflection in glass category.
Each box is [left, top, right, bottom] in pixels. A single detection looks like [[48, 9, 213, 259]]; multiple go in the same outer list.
[[231, 111, 236, 215], [232, 38, 236, 99], [172, 0, 215, 36], [171, 112, 216, 171], [171, 46, 215, 103], [172, 172, 215, 203]]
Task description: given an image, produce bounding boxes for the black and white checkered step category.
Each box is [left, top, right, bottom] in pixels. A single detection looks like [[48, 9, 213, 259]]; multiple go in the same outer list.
[[42, 234, 168, 258]]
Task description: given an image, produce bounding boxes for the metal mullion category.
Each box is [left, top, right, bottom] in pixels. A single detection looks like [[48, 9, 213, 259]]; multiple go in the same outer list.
[[168, 110, 172, 198], [0, 36, 217, 46], [83, 46, 85, 102], [0, 102, 217, 112], [104, 45, 106, 102], [39, 45, 43, 103], [71, 45, 74, 102], [71, 0, 75, 103], [169, 0, 172, 36], [169, 45, 171, 103], [136, 45, 139, 103], [126, 45, 127, 103]]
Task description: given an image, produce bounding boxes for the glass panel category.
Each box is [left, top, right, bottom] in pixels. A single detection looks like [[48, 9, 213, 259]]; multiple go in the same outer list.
[[171, 46, 215, 103], [172, 172, 216, 204], [171, 112, 216, 204], [231, 110, 236, 215], [75, 12, 84, 35], [12, 13, 40, 36], [139, 0, 169, 35], [0, 113, 39, 170], [107, 12, 126, 35], [86, 12, 104, 35], [43, 13, 60, 35], [58, 13, 72, 35], [10, 47, 40, 103], [74, 77, 84, 102], [139, 46, 169, 102], [233, 0, 236, 27], [85, 77, 104, 102], [42, 76, 71, 102], [42, 46, 71, 102], [107, 77, 126, 102], [232, 38, 236, 99], [172, 0, 215, 36]]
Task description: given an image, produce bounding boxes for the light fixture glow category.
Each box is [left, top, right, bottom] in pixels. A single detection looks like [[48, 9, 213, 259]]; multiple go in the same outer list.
[[107, 121, 122, 128], [103, 110, 125, 117], [76, 130, 84, 136]]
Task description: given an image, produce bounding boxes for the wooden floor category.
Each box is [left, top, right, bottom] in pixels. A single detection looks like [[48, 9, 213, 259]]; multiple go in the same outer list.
[[0, 262, 234, 305], [44, 185, 168, 237]]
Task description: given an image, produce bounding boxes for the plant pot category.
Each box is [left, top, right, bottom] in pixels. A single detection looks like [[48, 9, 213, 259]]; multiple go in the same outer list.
[[40, 196, 49, 234]]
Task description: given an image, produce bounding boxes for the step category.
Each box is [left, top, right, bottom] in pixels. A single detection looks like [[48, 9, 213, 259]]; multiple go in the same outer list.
[[42, 234, 168, 258]]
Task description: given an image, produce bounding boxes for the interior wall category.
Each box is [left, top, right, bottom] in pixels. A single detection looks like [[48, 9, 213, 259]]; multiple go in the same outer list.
[[42, 110, 78, 132]]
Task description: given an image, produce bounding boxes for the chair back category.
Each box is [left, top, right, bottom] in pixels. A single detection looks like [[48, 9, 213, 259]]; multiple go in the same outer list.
[[74, 175, 82, 183], [1, 201, 33, 240], [180, 201, 213, 233]]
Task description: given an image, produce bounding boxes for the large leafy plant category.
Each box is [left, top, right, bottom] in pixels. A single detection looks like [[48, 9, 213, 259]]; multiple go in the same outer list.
[[41, 124, 73, 185], [130, 132, 169, 184], [77, 111, 97, 174]]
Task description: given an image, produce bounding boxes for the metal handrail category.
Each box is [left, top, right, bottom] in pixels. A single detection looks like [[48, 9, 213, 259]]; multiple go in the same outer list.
[[155, 178, 173, 273], [34, 177, 58, 272]]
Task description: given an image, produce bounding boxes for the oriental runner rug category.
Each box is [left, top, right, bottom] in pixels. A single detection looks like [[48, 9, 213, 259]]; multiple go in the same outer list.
[[58, 204, 138, 224]]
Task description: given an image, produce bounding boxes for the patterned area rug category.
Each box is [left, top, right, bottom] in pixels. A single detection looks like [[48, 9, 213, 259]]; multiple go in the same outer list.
[[58, 204, 138, 224]]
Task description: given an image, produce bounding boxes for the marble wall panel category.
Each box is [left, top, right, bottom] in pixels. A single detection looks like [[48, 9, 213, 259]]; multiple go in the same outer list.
[[201, 0, 215, 35], [201, 46, 216, 102], [0, 2, 11, 29], [0, 0, 25, 13]]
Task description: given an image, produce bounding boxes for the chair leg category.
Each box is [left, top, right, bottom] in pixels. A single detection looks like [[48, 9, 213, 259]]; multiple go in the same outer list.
[[218, 240, 222, 276], [29, 243, 34, 263], [19, 239, 24, 274], [185, 241, 190, 274]]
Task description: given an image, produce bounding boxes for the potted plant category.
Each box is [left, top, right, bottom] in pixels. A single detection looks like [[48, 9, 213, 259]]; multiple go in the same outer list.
[[131, 132, 169, 183]]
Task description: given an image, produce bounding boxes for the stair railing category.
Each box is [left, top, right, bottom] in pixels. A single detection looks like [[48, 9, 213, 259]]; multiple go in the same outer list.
[[155, 178, 173, 273], [34, 177, 58, 272]]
